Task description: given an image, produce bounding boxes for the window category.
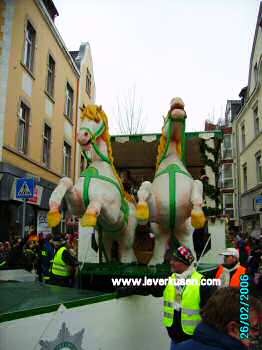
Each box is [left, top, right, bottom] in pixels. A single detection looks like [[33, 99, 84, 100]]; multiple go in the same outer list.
[[86, 68, 92, 97], [63, 142, 71, 176], [254, 63, 258, 86], [223, 163, 233, 188], [241, 124, 246, 150], [46, 55, 55, 97], [18, 102, 30, 154], [256, 152, 262, 183], [223, 135, 232, 159], [43, 124, 51, 167], [23, 21, 36, 72], [254, 107, 259, 137], [65, 83, 74, 119], [223, 193, 234, 219], [243, 164, 247, 192]]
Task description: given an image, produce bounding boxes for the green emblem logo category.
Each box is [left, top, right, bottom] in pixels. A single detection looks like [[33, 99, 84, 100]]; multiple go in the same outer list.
[[39, 323, 85, 350]]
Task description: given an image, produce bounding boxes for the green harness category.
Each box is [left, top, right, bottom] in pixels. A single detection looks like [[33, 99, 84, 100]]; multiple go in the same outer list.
[[81, 167, 129, 232], [155, 114, 191, 241], [155, 163, 192, 231], [80, 122, 130, 232]]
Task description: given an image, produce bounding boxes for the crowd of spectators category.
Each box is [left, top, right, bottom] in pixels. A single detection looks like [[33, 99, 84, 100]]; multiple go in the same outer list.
[[227, 232, 262, 294], [0, 231, 78, 280]]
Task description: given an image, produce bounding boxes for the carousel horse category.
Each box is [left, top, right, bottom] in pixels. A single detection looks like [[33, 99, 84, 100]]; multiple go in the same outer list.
[[48, 105, 137, 263], [136, 97, 206, 264]]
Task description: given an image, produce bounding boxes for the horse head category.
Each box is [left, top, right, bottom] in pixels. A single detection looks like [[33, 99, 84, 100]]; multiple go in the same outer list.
[[162, 97, 187, 138], [78, 105, 108, 152]]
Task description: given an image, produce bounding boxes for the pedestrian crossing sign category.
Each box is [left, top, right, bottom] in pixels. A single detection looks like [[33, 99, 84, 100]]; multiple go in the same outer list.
[[16, 178, 35, 199]]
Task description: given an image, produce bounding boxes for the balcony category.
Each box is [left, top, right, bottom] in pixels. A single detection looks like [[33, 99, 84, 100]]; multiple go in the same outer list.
[[223, 178, 234, 189], [223, 148, 232, 159]]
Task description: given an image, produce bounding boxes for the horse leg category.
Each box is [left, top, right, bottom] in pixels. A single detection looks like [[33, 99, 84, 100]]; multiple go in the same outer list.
[[48, 177, 74, 227], [81, 191, 123, 228], [136, 181, 153, 224], [64, 184, 85, 217], [190, 180, 206, 229], [175, 220, 195, 256], [101, 234, 113, 262], [118, 205, 137, 263], [80, 200, 102, 227], [149, 223, 169, 265], [118, 234, 136, 263]]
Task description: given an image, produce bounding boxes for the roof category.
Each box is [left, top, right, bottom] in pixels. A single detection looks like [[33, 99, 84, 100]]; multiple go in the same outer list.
[[36, 0, 80, 77], [239, 86, 248, 98], [69, 50, 80, 67], [111, 131, 222, 183], [226, 100, 242, 105], [42, 0, 59, 20]]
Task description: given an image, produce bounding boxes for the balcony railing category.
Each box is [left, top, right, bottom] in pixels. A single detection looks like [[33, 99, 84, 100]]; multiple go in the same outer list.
[[223, 148, 232, 159], [223, 178, 234, 188]]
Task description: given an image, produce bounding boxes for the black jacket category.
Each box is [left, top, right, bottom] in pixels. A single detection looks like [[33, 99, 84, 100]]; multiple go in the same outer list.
[[176, 322, 247, 350]]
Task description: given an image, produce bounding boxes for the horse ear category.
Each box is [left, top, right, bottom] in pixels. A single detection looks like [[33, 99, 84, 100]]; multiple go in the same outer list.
[[98, 105, 102, 112]]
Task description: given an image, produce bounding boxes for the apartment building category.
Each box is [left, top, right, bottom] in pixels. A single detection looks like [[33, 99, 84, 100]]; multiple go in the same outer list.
[[0, 0, 95, 240], [233, 3, 262, 235], [220, 100, 241, 230]]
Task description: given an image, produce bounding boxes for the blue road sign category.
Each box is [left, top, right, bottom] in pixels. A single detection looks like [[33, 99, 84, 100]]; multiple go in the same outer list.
[[16, 178, 35, 199], [255, 196, 262, 205]]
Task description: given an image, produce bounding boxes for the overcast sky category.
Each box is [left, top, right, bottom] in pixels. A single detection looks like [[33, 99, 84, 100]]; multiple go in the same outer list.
[[53, 0, 261, 134]]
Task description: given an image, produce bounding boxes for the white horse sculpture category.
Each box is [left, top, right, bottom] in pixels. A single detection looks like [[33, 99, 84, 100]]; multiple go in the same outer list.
[[136, 97, 206, 264], [48, 105, 137, 263]]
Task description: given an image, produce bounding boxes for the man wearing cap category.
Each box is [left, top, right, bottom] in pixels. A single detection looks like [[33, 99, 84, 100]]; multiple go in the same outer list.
[[215, 248, 246, 288], [50, 237, 79, 287], [163, 245, 215, 349]]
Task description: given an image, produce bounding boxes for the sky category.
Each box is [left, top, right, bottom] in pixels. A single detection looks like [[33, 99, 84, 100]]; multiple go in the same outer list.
[[53, 0, 261, 134]]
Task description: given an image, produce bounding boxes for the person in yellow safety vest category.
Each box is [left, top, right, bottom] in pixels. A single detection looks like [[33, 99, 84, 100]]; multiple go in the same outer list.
[[50, 237, 79, 287], [164, 245, 216, 349]]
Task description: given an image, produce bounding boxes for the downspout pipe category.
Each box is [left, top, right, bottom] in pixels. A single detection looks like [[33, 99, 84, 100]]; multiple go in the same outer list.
[[235, 116, 241, 228], [73, 79, 80, 183]]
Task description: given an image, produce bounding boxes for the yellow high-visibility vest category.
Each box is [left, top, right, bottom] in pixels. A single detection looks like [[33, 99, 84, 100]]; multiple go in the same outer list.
[[163, 271, 202, 335], [51, 247, 72, 277]]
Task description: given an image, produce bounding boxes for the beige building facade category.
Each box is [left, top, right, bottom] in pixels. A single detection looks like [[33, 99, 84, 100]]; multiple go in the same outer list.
[[70, 43, 96, 178], [233, 3, 262, 234], [0, 0, 95, 240]]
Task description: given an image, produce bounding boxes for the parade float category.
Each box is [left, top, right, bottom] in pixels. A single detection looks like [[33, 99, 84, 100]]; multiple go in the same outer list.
[[0, 99, 227, 350]]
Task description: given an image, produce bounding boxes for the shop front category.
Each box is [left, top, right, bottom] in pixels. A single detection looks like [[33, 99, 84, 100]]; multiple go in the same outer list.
[[0, 162, 56, 242]]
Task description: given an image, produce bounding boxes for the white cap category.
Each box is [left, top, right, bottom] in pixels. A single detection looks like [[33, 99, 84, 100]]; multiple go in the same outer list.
[[219, 248, 239, 259]]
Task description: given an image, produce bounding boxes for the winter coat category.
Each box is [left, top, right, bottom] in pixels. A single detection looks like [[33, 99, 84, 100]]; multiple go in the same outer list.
[[176, 322, 247, 350]]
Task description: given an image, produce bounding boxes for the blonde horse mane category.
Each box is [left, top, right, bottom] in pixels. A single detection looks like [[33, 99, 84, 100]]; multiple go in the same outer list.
[[155, 117, 182, 170], [81, 105, 134, 202], [156, 129, 167, 170]]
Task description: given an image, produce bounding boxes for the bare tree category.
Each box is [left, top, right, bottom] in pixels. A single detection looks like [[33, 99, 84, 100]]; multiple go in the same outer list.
[[115, 86, 146, 135]]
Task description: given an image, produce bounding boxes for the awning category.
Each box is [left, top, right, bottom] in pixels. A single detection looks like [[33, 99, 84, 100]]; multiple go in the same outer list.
[[110, 131, 223, 182]]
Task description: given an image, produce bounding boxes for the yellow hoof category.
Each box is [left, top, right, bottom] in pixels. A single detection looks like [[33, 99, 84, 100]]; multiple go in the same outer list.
[[48, 210, 61, 228], [80, 213, 97, 227], [136, 202, 149, 221], [191, 209, 206, 229]]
